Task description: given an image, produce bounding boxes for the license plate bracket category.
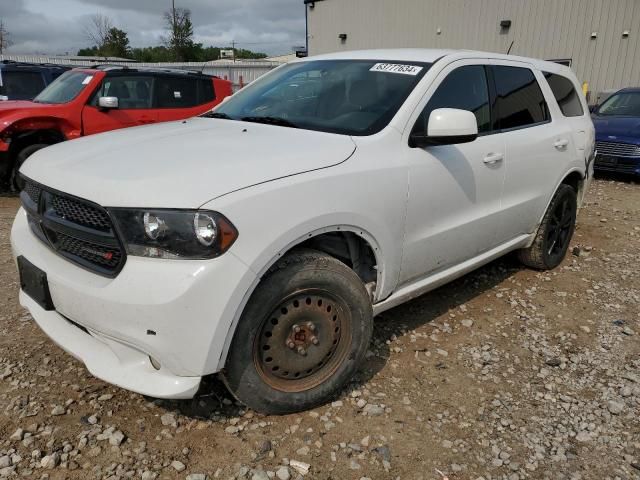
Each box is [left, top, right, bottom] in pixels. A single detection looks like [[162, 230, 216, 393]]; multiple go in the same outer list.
[[17, 256, 54, 311]]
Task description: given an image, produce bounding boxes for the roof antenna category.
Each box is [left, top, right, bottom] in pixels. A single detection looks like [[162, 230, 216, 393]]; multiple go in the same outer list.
[[506, 41, 514, 55]]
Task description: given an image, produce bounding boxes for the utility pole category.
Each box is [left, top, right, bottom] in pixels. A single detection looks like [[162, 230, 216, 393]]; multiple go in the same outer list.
[[0, 19, 11, 55], [232, 40, 236, 63]]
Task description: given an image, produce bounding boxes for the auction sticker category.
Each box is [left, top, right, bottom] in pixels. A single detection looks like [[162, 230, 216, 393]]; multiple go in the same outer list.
[[370, 63, 423, 75]]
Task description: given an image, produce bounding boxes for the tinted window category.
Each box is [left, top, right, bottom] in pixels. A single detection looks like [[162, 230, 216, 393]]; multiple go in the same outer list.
[[0, 71, 45, 99], [493, 66, 549, 130], [544, 72, 584, 117], [157, 76, 198, 108], [214, 60, 431, 136], [415, 65, 491, 134], [93, 76, 154, 109], [34, 71, 93, 104], [198, 78, 215, 104]]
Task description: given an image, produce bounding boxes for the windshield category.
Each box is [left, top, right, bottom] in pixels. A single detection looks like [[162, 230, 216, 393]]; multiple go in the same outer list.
[[212, 60, 431, 136], [596, 91, 640, 117], [34, 71, 93, 104]]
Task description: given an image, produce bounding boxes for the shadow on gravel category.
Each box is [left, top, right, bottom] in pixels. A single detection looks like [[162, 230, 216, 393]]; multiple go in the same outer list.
[[160, 256, 524, 420]]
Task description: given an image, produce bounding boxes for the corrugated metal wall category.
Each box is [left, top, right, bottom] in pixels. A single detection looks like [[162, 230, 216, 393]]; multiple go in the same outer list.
[[307, 0, 640, 101]]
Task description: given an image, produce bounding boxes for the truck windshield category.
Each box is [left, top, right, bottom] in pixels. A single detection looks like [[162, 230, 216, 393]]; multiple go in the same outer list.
[[211, 60, 431, 136], [34, 71, 93, 104], [597, 92, 640, 117], [0, 70, 46, 100]]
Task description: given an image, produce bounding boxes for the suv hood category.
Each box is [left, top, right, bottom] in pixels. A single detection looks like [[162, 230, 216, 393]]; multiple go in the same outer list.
[[593, 115, 640, 140], [21, 117, 357, 208]]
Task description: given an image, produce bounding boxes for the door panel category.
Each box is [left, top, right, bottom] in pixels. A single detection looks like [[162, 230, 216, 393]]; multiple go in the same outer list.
[[491, 65, 573, 241], [399, 63, 506, 285], [82, 75, 157, 135]]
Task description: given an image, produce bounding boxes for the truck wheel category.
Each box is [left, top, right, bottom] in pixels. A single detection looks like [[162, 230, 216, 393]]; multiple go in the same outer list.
[[518, 184, 577, 270], [222, 249, 373, 414], [11, 144, 48, 191]]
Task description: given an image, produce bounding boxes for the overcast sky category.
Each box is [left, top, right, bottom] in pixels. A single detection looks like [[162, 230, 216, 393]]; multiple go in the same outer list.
[[2, 0, 306, 56]]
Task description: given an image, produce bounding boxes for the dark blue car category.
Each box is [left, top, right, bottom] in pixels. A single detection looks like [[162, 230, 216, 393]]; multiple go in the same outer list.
[[0, 61, 70, 101], [592, 87, 640, 176]]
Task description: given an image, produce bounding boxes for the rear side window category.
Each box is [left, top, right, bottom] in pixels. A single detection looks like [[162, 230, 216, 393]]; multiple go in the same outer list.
[[198, 79, 215, 104], [0, 71, 46, 99], [156, 76, 198, 108], [416, 65, 491, 134], [543, 72, 584, 117], [492, 66, 550, 130]]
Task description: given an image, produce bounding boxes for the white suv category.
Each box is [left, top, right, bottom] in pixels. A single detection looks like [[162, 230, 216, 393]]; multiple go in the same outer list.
[[11, 49, 595, 414]]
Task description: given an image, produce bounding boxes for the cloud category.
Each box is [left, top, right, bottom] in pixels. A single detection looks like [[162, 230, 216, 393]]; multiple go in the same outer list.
[[1, 0, 305, 56]]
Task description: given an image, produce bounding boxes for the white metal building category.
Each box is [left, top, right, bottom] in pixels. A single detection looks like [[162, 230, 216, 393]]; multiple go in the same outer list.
[[306, 0, 640, 102]]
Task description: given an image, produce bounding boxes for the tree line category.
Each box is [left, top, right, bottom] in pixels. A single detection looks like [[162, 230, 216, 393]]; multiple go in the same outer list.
[[78, 8, 268, 62]]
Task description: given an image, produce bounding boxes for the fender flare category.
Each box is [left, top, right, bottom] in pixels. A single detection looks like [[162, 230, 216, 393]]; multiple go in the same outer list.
[[212, 224, 385, 371]]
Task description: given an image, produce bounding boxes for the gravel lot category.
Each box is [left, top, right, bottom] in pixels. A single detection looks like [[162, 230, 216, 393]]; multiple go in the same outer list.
[[0, 177, 639, 480]]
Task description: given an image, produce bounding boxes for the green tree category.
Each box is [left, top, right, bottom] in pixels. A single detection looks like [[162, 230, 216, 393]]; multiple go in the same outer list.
[[102, 27, 131, 58]]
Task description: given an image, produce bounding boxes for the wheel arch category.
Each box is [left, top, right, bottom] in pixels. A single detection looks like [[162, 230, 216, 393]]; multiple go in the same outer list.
[[213, 224, 385, 371]]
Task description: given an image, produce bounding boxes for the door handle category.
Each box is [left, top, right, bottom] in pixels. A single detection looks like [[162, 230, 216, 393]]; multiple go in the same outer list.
[[554, 139, 569, 149], [483, 153, 504, 165]]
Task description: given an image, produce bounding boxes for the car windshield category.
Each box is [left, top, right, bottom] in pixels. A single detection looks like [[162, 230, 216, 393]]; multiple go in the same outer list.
[[34, 71, 93, 104], [596, 91, 640, 117], [211, 60, 431, 136]]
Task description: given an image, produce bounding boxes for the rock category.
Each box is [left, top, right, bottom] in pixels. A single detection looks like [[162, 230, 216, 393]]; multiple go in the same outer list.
[[0, 458, 10, 469], [442, 440, 453, 449], [109, 430, 126, 446], [461, 319, 474, 328], [621, 386, 633, 397], [186, 475, 209, 480], [87, 446, 102, 457], [97, 394, 113, 401], [171, 460, 186, 472], [9, 428, 24, 441], [622, 326, 635, 336], [607, 400, 624, 415], [575, 431, 591, 442], [257, 439, 272, 454], [141, 471, 158, 480], [296, 446, 310, 456], [349, 459, 361, 470], [362, 404, 384, 416], [545, 358, 561, 367], [161, 413, 177, 427], [88, 415, 99, 425], [289, 460, 310, 475], [276, 466, 291, 480], [252, 471, 269, 480], [40, 452, 60, 469], [51, 405, 65, 416], [373, 445, 391, 463]]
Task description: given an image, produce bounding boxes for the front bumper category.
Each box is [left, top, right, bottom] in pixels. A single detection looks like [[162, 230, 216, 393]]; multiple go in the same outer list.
[[594, 154, 640, 175], [11, 208, 256, 399]]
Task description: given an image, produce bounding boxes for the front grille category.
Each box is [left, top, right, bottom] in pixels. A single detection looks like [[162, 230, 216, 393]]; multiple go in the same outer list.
[[51, 195, 111, 232], [20, 179, 125, 277], [23, 182, 42, 204], [594, 156, 640, 174], [595, 141, 640, 157]]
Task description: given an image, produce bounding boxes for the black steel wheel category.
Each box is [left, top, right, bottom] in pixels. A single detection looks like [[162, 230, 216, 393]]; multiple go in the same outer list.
[[518, 184, 578, 270], [222, 249, 372, 414]]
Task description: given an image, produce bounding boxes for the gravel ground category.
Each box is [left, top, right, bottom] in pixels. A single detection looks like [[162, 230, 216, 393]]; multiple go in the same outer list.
[[0, 177, 639, 480]]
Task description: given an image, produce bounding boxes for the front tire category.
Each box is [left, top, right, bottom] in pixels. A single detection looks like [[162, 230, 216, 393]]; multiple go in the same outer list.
[[222, 249, 373, 414], [518, 184, 578, 270], [10, 144, 48, 191]]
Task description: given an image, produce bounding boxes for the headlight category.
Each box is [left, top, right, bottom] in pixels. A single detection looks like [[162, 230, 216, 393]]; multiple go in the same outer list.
[[109, 209, 238, 260]]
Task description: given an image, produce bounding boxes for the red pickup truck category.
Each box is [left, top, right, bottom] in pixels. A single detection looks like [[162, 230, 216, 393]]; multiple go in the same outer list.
[[0, 65, 233, 191]]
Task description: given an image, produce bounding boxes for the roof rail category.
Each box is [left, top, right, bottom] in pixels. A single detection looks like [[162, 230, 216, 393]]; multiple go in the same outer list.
[[1, 60, 70, 69], [82, 64, 207, 76]]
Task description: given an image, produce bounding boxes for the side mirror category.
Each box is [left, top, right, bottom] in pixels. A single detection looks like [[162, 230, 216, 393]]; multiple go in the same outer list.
[[98, 96, 119, 109], [410, 108, 479, 148], [589, 104, 598, 113]]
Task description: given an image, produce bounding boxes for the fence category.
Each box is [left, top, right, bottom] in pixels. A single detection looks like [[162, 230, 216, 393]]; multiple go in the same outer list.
[[0, 55, 283, 91]]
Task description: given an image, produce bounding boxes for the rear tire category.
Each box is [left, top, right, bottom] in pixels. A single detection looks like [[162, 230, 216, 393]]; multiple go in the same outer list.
[[221, 249, 373, 414], [518, 184, 577, 270], [10, 144, 48, 192]]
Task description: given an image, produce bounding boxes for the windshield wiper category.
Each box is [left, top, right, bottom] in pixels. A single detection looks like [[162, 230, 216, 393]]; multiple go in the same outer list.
[[201, 111, 232, 119], [241, 116, 299, 129]]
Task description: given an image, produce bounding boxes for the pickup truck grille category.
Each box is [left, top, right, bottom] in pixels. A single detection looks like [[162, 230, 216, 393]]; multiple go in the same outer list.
[[20, 179, 125, 277], [595, 141, 640, 157]]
